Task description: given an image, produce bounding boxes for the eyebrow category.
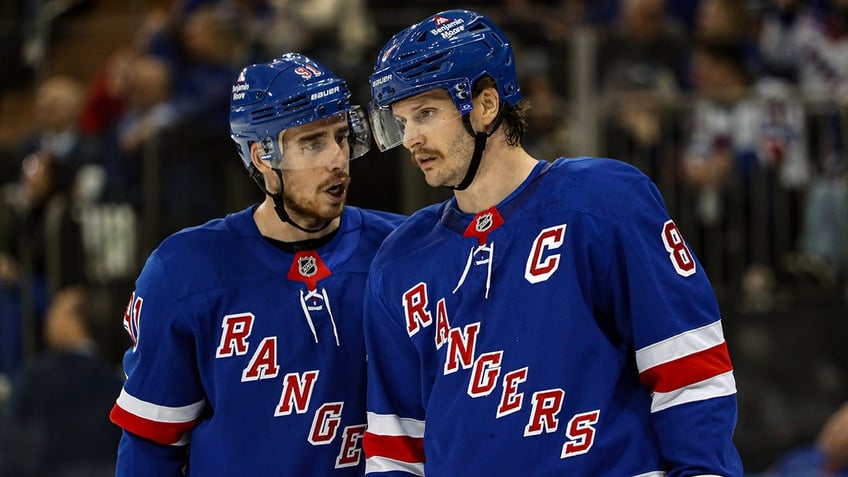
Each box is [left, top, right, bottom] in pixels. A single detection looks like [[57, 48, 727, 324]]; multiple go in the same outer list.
[[295, 124, 348, 144], [397, 90, 452, 115], [296, 130, 328, 144]]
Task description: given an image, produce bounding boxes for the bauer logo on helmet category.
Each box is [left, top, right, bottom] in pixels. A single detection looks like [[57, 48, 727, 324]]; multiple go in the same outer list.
[[310, 86, 340, 101]]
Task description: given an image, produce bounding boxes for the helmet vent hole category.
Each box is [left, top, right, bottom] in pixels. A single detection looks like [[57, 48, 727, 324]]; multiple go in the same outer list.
[[281, 95, 309, 112], [252, 106, 275, 120]]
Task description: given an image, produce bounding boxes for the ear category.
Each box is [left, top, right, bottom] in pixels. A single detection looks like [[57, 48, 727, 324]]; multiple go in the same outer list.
[[474, 87, 501, 130], [250, 141, 272, 173]]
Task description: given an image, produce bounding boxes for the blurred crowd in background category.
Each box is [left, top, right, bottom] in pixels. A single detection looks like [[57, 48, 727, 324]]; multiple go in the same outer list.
[[0, 0, 847, 475]]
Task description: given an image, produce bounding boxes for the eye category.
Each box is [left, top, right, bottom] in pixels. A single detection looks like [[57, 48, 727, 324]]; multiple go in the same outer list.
[[337, 130, 351, 147], [416, 108, 436, 122], [302, 138, 327, 154]]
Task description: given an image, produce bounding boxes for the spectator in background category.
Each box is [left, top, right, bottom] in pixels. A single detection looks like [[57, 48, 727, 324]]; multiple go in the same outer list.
[[683, 38, 762, 306], [596, 0, 691, 95], [758, 0, 848, 292], [0, 285, 122, 477], [163, 5, 243, 132], [10, 75, 102, 177], [521, 73, 571, 162], [683, 37, 811, 311], [596, 0, 690, 179], [79, 49, 135, 138], [764, 400, 848, 476], [683, 39, 752, 225], [157, 0, 311, 66], [79, 4, 251, 243], [106, 54, 177, 208], [694, 0, 761, 77], [757, 0, 806, 82], [0, 150, 88, 377], [115, 54, 175, 150], [817, 402, 848, 473], [125, 4, 244, 136]]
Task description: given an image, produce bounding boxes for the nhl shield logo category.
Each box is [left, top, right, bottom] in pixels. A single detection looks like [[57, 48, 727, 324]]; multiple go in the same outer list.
[[463, 206, 505, 246], [298, 256, 318, 277], [475, 213, 493, 233], [288, 250, 332, 291]]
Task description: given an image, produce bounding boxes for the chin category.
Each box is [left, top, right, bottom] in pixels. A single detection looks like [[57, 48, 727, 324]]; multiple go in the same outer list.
[[422, 172, 444, 188], [320, 203, 345, 220]]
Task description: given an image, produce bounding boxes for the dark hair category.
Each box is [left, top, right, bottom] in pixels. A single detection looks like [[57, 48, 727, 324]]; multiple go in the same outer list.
[[473, 76, 528, 147], [693, 37, 752, 84]]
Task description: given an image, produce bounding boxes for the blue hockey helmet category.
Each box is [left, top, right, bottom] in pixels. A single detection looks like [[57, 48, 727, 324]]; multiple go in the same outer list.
[[368, 9, 522, 151], [229, 52, 371, 170]]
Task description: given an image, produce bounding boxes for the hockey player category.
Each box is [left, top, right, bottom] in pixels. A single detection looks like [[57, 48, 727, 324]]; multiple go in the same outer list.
[[362, 9, 744, 476], [109, 53, 405, 476]]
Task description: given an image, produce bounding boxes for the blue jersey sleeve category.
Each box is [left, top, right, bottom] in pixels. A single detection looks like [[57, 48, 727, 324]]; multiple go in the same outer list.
[[115, 430, 187, 477], [362, 263, 426, 477], [602, 172, 743, 476], [110, 249, 206, 455]]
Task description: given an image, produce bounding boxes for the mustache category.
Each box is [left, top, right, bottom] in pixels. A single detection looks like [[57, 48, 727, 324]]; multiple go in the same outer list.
[[320, 171, 351, 188], [409, 148, 440, 161]]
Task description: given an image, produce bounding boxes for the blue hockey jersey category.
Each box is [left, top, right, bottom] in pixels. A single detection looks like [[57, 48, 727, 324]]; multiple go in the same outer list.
[[362, 158, 743, 476], [110, 205, 404, 476]]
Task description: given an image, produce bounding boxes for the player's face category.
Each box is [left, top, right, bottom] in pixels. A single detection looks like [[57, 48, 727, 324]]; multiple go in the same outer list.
[[277, 113, 352, 224], [391, 90, 473, 188]]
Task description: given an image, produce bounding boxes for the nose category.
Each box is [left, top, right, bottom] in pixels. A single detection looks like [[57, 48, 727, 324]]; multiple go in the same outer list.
[[402, 123, 423, 151], [326, 139, 348, 170]]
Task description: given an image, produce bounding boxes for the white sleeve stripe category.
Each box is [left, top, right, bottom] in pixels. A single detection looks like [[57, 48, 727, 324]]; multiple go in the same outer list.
[[366, 411, 425, 437], [635, 320, 725, 370], [365, 456, 425, 475], [116, 388, 205, 423], [650, 371, 737, 413]]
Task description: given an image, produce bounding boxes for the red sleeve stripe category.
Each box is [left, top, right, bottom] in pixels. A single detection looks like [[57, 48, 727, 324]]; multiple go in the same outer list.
[[110, 403, 198, 445], [363, 431, 425, 464], [109, 388, 204, 445], [639, 342, 733, 393]]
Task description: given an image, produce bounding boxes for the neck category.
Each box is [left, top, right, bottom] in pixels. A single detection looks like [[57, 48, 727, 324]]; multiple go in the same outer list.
[[454, 139, 538, 213], [254, 198, 340, 242]]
